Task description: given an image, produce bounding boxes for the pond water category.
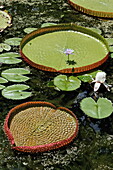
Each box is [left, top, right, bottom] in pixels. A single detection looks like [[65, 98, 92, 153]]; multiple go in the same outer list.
[[0, 0, 113, 169]]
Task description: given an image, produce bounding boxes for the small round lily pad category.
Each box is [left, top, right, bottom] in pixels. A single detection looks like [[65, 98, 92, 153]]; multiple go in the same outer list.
[[2, 84, 32, 100], [4, 38, 22, 46], [0, 52, 22, 64], [54, 75, 81, 91], [1, 68, 30, 82], [0, 43, 11, 51], [80, 97, 113, 119]]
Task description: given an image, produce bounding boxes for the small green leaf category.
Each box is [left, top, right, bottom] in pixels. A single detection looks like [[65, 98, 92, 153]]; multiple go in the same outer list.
[[0, 52, 21, 58], [2, 84, 31, 100], [54, 75, 81, 91], [0, 43, 11, 51], [24, 27, 37, 34], [110, 53, 113, 58], [4, 38, 22, 46], [109, 46, 113, 52], [105, 38, 113, 45], [0, 77, 8, 83], [47, 80, 54, 87], [77, 74, 92, 82], [41, 22, 57, 28], [80, 97, 113, 119], [1, 68, 30, 82], [0, 47, 3, 52], [87, 27, 102, 35], [0, 52, 22, 64], [0, 84, 5, 90]]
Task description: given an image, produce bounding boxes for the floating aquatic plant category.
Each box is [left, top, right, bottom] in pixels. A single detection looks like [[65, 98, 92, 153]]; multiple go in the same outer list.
[[54, 75, 81, 91], [1, 68, 30, 82], [23, 27, 37, 34], [2, 84, 31, 100], [0, 43, 11, 52], [77, 70, 102, 83], [41, 22, 57, 28], [4, 38, 22, 46], [80, 97, 113, 119], [4, 101, 78, 152], [0, 77, 8, 83], [20, 23, 109, 73], [0, 10, 12, 32], [0, 52, 22, 64], [0, 67, 31, 100], [86, 27, 102, 35], [68, 0, 113, 18]]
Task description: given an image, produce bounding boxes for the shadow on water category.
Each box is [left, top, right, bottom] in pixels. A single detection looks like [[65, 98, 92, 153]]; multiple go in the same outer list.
[[0, 0, 113, 169]]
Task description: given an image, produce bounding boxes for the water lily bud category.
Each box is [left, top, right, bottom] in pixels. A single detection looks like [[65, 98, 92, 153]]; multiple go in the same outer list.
[[95, 72, 106, 83]]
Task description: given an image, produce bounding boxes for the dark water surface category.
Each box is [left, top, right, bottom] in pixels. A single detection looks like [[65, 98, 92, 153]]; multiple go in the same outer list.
[[0, 0, 113, 169]]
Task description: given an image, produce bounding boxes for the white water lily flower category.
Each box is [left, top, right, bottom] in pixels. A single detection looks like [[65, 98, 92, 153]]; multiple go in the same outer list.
[[92, 72, 111, 92]]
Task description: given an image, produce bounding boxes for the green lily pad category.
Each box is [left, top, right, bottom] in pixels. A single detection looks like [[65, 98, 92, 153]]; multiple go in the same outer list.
[[41, 22, 57, 28], [0, 43, 11, 51], [77, 70, 102, 82], [0, 52, 22, 64], [20, 24, 109, 73], [54, 75, 81, 91], [77, 74, 92, 82], [0, 10, 11, 32], [109, 46, 113, 52], [0, 84, 5, 90], [1, 68, 30, 82], [2, 84, 32, 100], [69, 0, 113, 18], [80, 97, 113, 119], [0, 77, 8, 83], [110, 53, 113, 58], [105, 38, 113, 45], [87, 27, 102, 35], [24, 27, 37, 34], [0, 47, 3, 52], [4, 38, 22, 46]]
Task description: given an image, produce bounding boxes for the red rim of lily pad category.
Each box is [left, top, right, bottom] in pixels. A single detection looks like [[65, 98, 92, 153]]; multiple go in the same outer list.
[[4, 101, 79, 153], [20, 23, 109, 73], [68, 0, 113, 18]]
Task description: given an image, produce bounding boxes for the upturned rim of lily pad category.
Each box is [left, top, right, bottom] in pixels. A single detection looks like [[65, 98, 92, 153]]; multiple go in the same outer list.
[[4, 101, 79, 153], [68, 0, 113, 18], [20, 23, 109, 73]]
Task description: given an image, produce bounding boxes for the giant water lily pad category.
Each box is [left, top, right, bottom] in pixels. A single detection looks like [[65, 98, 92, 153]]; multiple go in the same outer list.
[[20, 24, 109, 73], [68, 0, 113, 18], [80, 97, 113, 119], [4, 101, 78, 152], [0, 10, 11, 32]]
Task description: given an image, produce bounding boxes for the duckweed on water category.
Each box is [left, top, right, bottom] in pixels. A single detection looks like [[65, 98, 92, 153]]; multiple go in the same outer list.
[[0, 0, 113, 169]]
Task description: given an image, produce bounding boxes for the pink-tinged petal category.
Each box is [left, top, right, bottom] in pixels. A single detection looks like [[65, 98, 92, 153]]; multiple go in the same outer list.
[[94, 82, 101, 92], [64, 49, 74, 55]]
